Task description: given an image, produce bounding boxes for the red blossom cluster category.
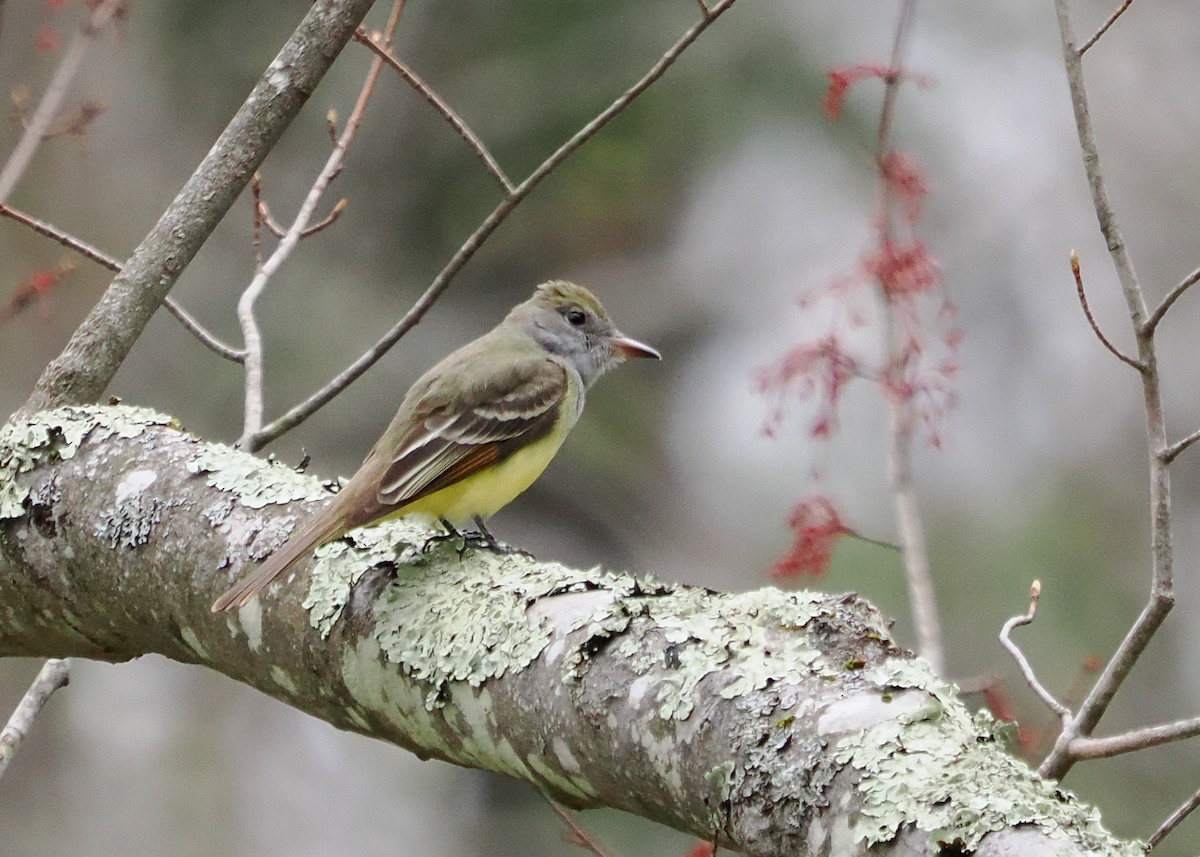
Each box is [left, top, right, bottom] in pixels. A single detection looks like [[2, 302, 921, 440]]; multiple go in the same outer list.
[[822, 63, 898, 119], [770, 496, 853, 580], [757, 334, 857, 440], [0, 263, 75, 323], [759, 58, 962, 577]]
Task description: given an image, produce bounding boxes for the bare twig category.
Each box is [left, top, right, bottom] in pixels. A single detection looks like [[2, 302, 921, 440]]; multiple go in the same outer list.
[[236, 0, 407, 444], [1040, 0, 1174, 783], [22, 0, 378, 415], [0, 203, 244, 362], [872, 0, 945, 674], [543, 797, 618, 857], [245, 0, 740, 451], [353, 30, 515, 194], [0, 659, 70, 779], [0, 0, 121, 203], [1079, 0, 1134, 56], [1147, 786, 1200, 850], [1160, 428, 1200, 465], [1069, 250, 1143, 370], [0, 202, 122, 271], [1143, 264, 1200, 335], [999, 581, 1072, 723], [1067, 716, 1200, 761]]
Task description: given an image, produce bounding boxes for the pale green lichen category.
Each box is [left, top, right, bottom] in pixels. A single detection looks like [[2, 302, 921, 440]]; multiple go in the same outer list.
[[303, 520, 428, 636], [832, 657, 1143, 854], [363, 549, 641, 711], [97, 494, 167, 548], [612, 587, 831, 721], [0, 405, 175, 519], [186, 445, 331, 509]]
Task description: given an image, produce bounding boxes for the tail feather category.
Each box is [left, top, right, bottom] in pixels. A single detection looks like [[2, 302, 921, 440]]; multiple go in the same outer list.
[[211, 512, 344, 612]]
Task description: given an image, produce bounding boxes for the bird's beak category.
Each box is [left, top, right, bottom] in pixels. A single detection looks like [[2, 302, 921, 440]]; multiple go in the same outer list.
[[611, 333, 661, 360]]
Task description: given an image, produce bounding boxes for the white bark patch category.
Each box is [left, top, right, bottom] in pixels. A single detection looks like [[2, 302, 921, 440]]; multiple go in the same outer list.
[[115, 469, 156, 501], [816, 689, 933, 736]]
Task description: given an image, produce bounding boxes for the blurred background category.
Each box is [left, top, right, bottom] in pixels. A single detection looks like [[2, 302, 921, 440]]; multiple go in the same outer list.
[[2, 0, 1199, 853]]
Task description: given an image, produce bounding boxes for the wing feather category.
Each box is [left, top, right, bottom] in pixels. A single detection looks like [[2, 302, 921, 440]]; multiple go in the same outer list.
[[377, 358, 566, 507]]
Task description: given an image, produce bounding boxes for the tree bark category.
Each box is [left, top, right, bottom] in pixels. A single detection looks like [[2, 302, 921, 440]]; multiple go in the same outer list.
[[0, 405, 1141, 857], [21, 0, 378, 414]]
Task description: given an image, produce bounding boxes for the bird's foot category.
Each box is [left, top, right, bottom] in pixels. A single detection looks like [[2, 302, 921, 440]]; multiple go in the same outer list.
[[420, 517, 533, 558]]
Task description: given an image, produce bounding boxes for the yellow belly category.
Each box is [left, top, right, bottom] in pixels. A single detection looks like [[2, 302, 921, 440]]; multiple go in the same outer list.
[[394, 430, 568, 524]]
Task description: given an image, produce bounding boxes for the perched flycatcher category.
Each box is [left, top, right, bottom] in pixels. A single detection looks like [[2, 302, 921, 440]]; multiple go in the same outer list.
[[212, 280, 660, 612]]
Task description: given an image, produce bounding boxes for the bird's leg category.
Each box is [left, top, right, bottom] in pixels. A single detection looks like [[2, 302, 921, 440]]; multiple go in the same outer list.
[[420, 518, 468, 554], [421, 517, 533, 558], [470, 515, 501, 550], [468, 516, 533, 558]]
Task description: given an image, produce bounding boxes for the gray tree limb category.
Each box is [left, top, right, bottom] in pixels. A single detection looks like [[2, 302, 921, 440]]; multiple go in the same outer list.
[[0, 405, 1141, 856], [21, 0, 378, 414]]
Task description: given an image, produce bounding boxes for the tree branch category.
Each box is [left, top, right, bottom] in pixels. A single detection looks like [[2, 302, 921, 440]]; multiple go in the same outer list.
[[20, 0, 378, 415], [1040, 0, 1174, 783], [1078, 0, 1134, 56], [873, 0, 945, 674], [0, 0, 123, 204], [0, 404, 1140, 857], [1147, 786, 1200, 850], [354, 30, 515, 194], [237, 0, 406, 444], [999, 581, 1072, 723], [1067, 716, 1200, 760], [0, 658, 70, 779], [0, 202, 244, 363], [1070, 250, 1143, 371], [246, 0, 741, 452]]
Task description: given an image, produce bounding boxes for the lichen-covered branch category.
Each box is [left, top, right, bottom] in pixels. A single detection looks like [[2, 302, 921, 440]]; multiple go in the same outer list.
[[0, 406, 1141, 856], [21, 0, 378, 415]]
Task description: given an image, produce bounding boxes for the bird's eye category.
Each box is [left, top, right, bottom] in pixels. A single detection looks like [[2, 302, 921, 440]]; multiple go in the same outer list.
[[565, 308, 587, 327]]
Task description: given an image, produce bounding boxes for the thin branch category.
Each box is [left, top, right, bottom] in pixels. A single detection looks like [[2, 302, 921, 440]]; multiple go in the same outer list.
[[543, 797, 618, 857], [999, 581, 1072, 723], [1079, 0, 1134, 56], [236, 0, 407, 445], [1143, 264, 1200, 335], [871, 0, 945, 674], [353, 30, 516, 194], [161, 300, 246, 364], [0, 203, 244, 363], [0, 659, 70, 779], [245, 0, 741, 452], [0, 0, 122, 204], [1040, 0, 1174, 781], [1067, 716, 1200, 761], [0, 202, 122, 271], [22, 0, 379, 415], [1160, 427, 1200, 465], [1147, 786, 1200, 850], [1070, 250, 1144, 371]]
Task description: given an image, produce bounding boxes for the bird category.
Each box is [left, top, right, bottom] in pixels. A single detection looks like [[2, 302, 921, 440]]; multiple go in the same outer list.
[[211, 280, 660, 612]]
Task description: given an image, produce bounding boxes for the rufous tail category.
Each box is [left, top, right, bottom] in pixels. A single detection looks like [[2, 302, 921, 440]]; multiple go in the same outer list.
[[211, 512, 344, 612]]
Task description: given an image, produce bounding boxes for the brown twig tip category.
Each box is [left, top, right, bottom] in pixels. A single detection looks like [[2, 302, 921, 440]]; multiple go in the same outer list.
[[299, 197, 347, 238], [1070, 249, 1145, 371], [1079, 0, 1134, 56], [1000, 582, 1071, 722]]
